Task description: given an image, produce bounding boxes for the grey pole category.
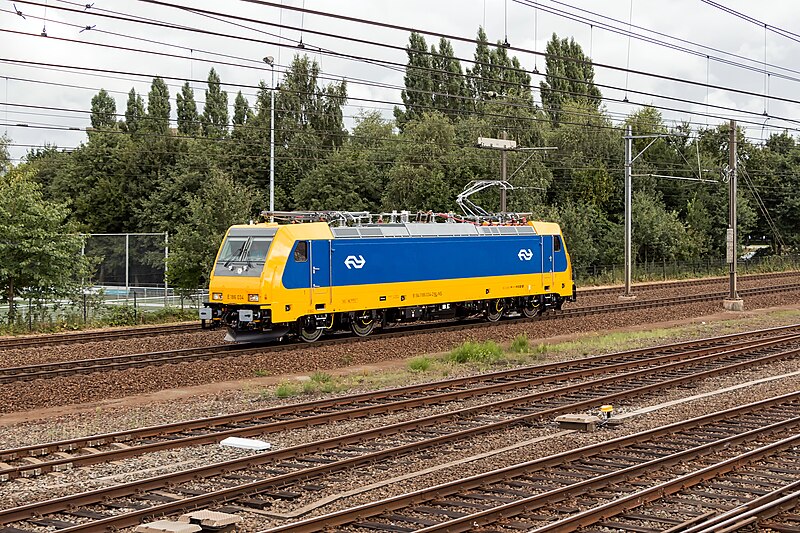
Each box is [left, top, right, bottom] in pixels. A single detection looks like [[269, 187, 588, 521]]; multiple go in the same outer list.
[[729, 120, 738, 299], [624, 125, 633, 297], [500, 131, 508, 216], [269, 62, 276, 217]]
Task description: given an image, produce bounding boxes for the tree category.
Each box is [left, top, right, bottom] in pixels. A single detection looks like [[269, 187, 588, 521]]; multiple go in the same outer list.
[[0, 134, 9, 175], [431, 37, 469, 120], [145, 77, 171, 134], [466, 27, 492, 111], [233, 91, 249, 127], [202, 68, 229, 138], [540, 33, 602, 125], [0, 168, 88, 321], [90, 89, 117, 129], [395, 32, 434, 128], [123, 88, 145, 133], [176, 82, 201, 136], [167, 171, 254, 289]]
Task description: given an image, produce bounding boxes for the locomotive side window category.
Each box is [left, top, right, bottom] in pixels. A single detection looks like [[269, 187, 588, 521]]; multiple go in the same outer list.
[[554, 236, 562, 252], [294, 241, 308, 262]]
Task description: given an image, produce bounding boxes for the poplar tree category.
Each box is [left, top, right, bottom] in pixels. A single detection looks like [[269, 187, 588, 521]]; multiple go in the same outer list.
[[232, 91, 249, 127], [395, 32, 433, 128], [540, 33, 602, 125], [466, 27, 492, 110], [431, 37, 469, 120], [90, 89, 117, 129], [176, 82, 201, 136], [145, 77, 171, 134], [123, 88, 145, 133], [202, 68, 229, 138]]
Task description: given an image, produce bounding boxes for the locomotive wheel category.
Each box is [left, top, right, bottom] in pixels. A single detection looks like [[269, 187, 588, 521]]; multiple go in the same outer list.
[[351, 311, 376, 337], [522, 299, 541, 318], [297, 316, 324, 343], [486, 299, 504, 322]]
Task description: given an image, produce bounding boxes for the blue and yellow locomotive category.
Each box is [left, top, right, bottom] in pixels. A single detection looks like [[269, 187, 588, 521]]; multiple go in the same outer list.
[[200, 212, 576, 342]]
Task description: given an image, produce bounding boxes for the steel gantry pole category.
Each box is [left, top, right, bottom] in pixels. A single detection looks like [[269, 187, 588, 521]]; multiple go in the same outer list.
[[264, 56, 276, 220], [724, 119, 744, 311], [624, 125, 633, 297]]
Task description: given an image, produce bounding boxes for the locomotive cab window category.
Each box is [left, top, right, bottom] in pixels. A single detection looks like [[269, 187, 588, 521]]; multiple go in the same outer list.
[[214, 235, 272, 277], [294, 241, 308, 262], [554, 236, 562, 252]]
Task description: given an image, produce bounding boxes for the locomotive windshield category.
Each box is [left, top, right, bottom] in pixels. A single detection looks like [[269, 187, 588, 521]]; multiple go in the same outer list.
[[215, 236, 273, 277]]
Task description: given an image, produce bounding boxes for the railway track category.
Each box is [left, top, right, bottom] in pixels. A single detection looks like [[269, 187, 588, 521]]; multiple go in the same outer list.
[[266, 392, 800, 532], [0, 271, 795, 354], [1, 327, 799, 531], [3, 282, 800, 385], [0, 322, 198, 351], [3, 323, 800, 481], [576, 269, 800, 297]]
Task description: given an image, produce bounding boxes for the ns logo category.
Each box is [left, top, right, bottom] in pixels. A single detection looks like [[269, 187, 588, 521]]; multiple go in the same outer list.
[[517, 249, 533, 261], [344, 255, 366, 269]]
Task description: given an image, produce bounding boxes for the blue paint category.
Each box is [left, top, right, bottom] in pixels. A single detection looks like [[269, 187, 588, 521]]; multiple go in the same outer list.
[[282, 235, 570, 289]]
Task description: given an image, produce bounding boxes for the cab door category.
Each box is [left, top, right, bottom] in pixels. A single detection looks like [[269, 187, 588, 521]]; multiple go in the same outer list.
[[309, 240, 332, 310], [542, 235, 555, 291]]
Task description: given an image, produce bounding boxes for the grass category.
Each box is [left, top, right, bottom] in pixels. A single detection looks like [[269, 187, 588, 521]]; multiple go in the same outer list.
[[408, 356, 432, 372], [257, 308, 800, 402], [509, 334, 530, 354], [448, 340, 504, 364]]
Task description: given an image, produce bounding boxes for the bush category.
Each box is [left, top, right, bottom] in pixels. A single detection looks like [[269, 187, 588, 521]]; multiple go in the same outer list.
[[275, 382, 300, 398], [448, 340, 503, 364], [510, 334, 530, 354], [103, 305, 138, 326], [310, 371, 332, 384], [408, 356, 432, 372]]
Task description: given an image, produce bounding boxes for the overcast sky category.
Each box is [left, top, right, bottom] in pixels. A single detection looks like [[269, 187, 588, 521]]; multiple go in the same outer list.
[[3, 0, 800, 162]]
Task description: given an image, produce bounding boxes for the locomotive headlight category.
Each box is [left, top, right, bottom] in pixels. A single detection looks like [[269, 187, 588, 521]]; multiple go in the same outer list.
[[212, 292, 223, 301], [248, 294, 260, 302]]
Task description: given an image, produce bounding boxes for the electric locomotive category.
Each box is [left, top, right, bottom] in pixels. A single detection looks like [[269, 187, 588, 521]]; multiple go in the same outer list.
[[200, 211, 576, 342]]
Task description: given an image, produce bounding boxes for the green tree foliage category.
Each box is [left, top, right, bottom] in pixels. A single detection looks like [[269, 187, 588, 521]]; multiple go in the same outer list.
[[145, 77, 171, 134], [540, 33, 602, 125], [431, 37, 469, 120], [90, 89, 117, 130], [0, 168, 88, 320], [0, 134, 9, 175], [176, 82, 201, 136], [232, 91, 249, 127], [123, 88, 145, 133], [202, 68, 229, 138], [466, 27, 492, 110], [167, 171, 254, 289], [294, 111, 394, 211], [395, 32, 433, 128]]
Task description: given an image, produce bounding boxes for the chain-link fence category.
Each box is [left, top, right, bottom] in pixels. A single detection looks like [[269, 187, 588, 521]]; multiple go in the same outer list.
[[0, 232, 208, 332]]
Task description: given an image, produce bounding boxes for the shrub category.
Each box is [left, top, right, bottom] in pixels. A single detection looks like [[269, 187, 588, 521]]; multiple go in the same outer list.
[[408, 356, 432, 372], [310, 371, 332, 384], [275, 382, 300, 398], [510, 334, 530, 354], [448, 340, 503, 364]]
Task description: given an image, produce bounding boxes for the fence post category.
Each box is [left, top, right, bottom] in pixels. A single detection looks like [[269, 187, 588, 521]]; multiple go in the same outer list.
[[133, 291, 138, 322], [83, 293, 87, 324]]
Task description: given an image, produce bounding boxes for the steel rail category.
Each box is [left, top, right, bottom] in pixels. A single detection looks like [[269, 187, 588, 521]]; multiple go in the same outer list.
[[0, 322, 199, 350], [576, 270, 800, 297], [4, 328, 800, 480], [527, 435, 800, 533], [262, 394, 800, 532], [4, 339, 800, 530], [3, 282, 800, 385]]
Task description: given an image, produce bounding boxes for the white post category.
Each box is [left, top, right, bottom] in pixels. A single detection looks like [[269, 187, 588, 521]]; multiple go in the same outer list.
[[164, 231, 169, 307], [125, 233, 130, 299]]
